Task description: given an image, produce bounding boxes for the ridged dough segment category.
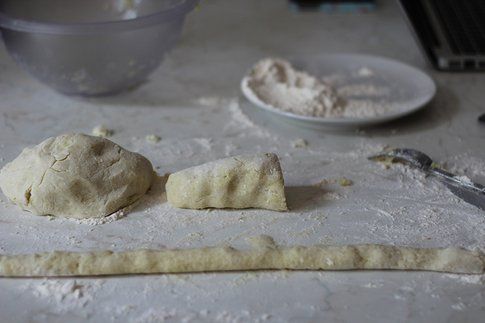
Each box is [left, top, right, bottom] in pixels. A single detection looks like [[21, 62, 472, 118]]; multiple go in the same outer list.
[[166, 153, 287, 211]]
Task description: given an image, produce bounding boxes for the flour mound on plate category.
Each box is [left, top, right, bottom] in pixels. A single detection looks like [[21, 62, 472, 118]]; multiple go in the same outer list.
[[0, 133, 153, 219], [245, 58, 345, 118]]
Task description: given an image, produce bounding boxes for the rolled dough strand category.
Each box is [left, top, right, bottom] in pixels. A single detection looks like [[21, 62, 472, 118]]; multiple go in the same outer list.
[[0, 243, 483, 277]]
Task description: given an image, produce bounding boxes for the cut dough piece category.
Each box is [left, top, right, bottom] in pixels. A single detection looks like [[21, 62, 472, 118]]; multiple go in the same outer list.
[[0, 237, 482, 277], [0, 133, 154, 219], [166, 153, 287, 211]]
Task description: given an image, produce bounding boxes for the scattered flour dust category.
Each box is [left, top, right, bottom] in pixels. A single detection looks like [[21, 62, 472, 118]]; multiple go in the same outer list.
[[443, 274, 484, 284], [445, 154, 485, 180], [67, 203, 131, 225], [244, 57, 395, 119], [23, 279, 102, 313], [135, 308, 271, 323], [194, 96, 275, 139], [194, 96, 229, 107]]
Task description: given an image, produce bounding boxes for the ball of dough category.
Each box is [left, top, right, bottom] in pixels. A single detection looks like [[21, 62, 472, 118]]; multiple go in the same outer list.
[[0, 133, 154, 219]]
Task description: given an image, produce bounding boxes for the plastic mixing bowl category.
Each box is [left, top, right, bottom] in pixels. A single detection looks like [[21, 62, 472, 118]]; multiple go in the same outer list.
[[0, 0, 198, 96]]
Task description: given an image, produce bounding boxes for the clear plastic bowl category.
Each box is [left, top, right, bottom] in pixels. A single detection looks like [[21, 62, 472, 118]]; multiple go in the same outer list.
[[0, 0, 198, 96]]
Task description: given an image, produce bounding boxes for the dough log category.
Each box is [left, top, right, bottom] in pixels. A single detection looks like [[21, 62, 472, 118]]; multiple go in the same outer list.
[[0, 241, 482, 277], [166, 153, 287, 211]]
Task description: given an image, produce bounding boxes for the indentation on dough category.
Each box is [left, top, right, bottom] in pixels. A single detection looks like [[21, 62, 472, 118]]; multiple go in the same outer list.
[[91, 141, 107, 156], [105, 155, 122, 169], [225, 175, 238, 193], [37, 163, 54, 187], [49, 153, 71, 173], [54, 153, 70, 162], [125, 193, 139, 204], [353, 246, 365, 267], [24, 186, 32, 205], [34, 153, 72, 205]]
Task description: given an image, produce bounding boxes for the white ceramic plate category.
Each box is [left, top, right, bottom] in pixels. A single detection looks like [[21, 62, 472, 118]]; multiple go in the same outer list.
[[240, 54, 436, 129]]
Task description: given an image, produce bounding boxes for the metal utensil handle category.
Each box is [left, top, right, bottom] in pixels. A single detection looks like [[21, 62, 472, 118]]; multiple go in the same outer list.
[[429, 167, 485, 193]]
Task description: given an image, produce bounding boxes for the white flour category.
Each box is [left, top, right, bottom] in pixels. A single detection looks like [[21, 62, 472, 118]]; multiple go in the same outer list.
[[244, 58, 393, 119], [445, 153, 485, 180], [68, 207, 128, 225], [245, 58, 343, 118], [23, 279, 102, 314]]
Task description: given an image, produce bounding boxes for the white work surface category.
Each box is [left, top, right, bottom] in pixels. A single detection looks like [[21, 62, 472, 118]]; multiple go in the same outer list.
[[0, 1, 484, 322]]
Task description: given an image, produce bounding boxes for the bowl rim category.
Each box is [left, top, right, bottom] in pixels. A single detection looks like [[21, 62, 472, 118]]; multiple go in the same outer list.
[[0, 0, 199, 34]]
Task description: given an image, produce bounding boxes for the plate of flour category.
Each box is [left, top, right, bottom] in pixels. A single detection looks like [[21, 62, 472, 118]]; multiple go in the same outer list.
[[241, 54, 436, 128]]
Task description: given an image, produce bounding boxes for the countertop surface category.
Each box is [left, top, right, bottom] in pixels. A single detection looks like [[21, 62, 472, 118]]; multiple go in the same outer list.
[[0, 1, 484, 322]]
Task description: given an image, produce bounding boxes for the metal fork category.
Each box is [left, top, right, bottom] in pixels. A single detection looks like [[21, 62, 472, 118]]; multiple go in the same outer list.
[[368, 148, 485, 210]]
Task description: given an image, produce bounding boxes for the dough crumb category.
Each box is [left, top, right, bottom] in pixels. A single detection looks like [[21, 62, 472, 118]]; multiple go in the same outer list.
[[291, 138, 308, 148], [92, 125, 114, 138], [145, 134, 161, 143], [339, 178, 353, 187]]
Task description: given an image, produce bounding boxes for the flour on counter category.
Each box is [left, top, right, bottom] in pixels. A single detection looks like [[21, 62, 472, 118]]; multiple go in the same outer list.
[[443, 274, 484, 284], [193, 96, 229, 107], [225, 97, 276, 139], [445, 154, 485, 180], [226, 98, 258, 130], [23, 279, 101, 313], [69, 207, 128, 225]]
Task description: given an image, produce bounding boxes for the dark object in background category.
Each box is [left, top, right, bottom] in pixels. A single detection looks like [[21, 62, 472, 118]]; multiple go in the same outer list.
[[479, 113, 485, 123], [289, 0, 375, 13], [399, 0, 485, 71]]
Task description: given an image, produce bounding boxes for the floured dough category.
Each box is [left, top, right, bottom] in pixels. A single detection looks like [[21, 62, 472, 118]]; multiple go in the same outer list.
[[0, 133, 154, 219], [165, 153, 287, 211], [0, 237, 482, 277]]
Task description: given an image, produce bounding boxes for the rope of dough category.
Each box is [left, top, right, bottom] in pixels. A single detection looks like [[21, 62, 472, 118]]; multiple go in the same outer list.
[[0, 242, 483, 277]]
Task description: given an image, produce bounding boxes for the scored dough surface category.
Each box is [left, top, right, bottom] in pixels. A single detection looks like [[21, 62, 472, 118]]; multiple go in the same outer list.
[[0, 237, 482, 277], [0, 133, 154, 219], [166, 153, 287, 211]]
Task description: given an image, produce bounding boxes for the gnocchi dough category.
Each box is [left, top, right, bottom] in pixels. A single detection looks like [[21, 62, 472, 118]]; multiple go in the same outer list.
[[0, 237, 482, 277], [166, 153, 287, 211], [0, 133, 154, 219]]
